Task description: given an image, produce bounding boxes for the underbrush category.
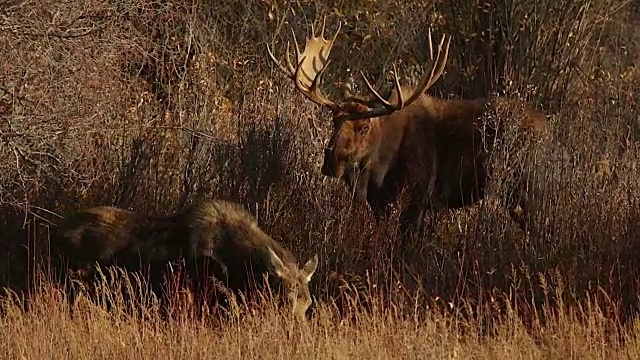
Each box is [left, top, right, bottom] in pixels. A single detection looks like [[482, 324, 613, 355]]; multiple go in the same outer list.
[[1, 0, 640, 353]]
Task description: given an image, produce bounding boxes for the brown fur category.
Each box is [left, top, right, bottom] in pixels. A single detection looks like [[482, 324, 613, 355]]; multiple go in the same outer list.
[[175, 200, 319, 320], [116, 199, 319, 319], [50, 206, 189, 314], [50, 206, 138, 274], [50, 200, 319, 319], [321, 87, 548, 237]]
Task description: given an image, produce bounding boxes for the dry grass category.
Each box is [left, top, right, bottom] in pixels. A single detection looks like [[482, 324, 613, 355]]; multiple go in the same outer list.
[[2, 276, 639, 359], [1, 0, 640, 357]]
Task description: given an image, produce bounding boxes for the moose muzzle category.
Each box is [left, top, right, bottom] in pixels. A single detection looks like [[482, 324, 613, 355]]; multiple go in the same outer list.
[[321, 147, 345, 178]]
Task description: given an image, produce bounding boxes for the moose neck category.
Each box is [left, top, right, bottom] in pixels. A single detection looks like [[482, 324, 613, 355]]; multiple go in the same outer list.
[[363, 115, 404, 188]]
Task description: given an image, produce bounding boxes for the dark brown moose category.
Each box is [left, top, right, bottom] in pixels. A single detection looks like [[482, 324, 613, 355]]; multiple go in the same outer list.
[[267, 19, 548, 238]]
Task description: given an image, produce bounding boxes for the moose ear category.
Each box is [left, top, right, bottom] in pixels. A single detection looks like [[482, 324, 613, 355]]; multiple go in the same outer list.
[[302, 254, 319, 283], [267, 247, 288, 278]]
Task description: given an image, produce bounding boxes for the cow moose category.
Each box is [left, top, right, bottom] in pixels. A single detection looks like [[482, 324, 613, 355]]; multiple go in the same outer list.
[[52, 200, 319, 320], [267, 19, 548, 239], [164, 199, 319, 320]]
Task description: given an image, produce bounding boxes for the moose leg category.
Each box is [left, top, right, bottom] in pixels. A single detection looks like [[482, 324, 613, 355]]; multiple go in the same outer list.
[[399, 202, 427, 247], [353, 170, 370, 205], [508, 201, 527, 232], [507, 191, 543, 239]]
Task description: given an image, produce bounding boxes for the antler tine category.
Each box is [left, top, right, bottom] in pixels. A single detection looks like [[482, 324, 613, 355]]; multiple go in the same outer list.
[[403, 31, 451, 106], [359, 63, 404, 110], [267, 20, 342, 109], [360, 72, 392, 107], [336, 29, 451, 122], [266, 42, 294, 79], [290, 28, 302, 68], [425, 35, 451, 89], [392, 64, 404, 108], [427, 28, 434, 60], [329, 21, 341, 53], [266, 30, 300, 80]]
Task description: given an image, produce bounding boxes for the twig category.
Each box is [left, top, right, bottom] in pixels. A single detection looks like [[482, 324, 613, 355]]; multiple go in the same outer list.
[[152, 125, 235, 145], [29, 205, 63, 220], [28, 209, 57, 226], [12, 26, 98, 40]]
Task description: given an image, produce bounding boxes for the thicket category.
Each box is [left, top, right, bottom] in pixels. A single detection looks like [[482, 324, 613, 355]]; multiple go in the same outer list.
[[1, 0, 639, 325]]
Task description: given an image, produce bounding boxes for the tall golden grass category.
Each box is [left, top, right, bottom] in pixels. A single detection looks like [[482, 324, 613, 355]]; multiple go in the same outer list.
[[2, 271, 639, 359]]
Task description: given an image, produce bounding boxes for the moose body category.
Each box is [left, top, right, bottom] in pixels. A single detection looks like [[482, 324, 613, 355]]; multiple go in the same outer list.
[[50, 206, 138, 277], [50, 200, 318, 319], [324, 91, 547, 234], [267, 20, 547, 237], [117, 199, 319, 319], [174, 200, 319, 319], [48, 206, 146, 310]]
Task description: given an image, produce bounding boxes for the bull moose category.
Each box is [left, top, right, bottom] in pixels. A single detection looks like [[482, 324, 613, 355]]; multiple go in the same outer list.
[[267, 19, 548, 238]]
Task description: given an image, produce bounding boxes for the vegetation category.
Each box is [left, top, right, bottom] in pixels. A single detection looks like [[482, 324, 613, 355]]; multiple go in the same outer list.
[[1, 0, 639, 357]]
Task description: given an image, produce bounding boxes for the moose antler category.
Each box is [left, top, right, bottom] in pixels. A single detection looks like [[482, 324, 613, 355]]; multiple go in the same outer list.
[[345, 28, 451, 121], [267, 17, 341, 109], [403, 28, 451, 106], [268, 20, 451, 121]]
